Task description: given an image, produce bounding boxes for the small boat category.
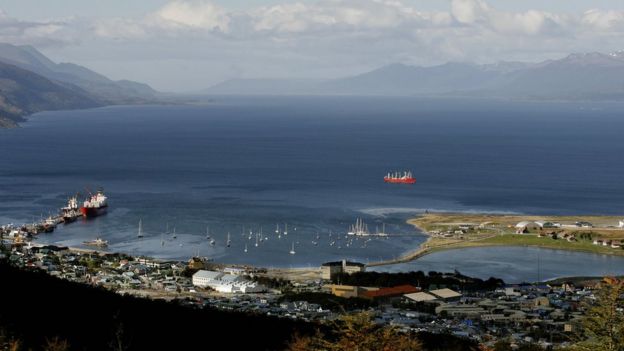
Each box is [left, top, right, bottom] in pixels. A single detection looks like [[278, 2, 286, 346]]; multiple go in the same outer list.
[[83, 237, 108, 248], [210, 238, 216, 246], [289, 242, 296, 255]]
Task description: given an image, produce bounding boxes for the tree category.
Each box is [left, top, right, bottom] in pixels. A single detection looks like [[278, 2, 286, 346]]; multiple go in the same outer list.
[[43, 337, 70, 351], [572, 278, 624, 351], [287, 312, 422, 351]]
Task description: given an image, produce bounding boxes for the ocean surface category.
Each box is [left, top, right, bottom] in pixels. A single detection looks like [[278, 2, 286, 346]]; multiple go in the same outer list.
[[1, 96, 623, 280]]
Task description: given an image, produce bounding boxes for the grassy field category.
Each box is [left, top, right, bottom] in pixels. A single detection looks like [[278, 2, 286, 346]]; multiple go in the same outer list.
[[407, 213, 624, 258]]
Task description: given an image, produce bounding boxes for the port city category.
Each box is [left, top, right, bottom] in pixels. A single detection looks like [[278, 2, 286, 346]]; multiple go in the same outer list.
[[3, 185, 624, 349]]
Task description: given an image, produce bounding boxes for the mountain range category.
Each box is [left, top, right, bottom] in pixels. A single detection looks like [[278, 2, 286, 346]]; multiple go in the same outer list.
[[3, 44, 624, 127], [0, 43, 158, 127], [205, 51, 624, 100]]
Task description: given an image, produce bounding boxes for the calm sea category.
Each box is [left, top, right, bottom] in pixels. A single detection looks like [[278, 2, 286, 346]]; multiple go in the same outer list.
[[1, 96, 623, 280]]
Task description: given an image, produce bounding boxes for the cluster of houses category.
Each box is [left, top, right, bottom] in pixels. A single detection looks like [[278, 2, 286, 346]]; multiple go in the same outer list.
[[322, 278, 599, 348], [0, 239, 614, 348]]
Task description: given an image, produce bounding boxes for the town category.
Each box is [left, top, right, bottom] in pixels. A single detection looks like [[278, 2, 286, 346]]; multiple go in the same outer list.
[[0, 235, 610, 350]]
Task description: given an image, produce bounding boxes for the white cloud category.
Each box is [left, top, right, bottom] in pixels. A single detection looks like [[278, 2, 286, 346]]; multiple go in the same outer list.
[[4, 0, 624, 91], [581, 9, 624, 31], [0, 9, 76, 47], [152, 1, 230, 31]]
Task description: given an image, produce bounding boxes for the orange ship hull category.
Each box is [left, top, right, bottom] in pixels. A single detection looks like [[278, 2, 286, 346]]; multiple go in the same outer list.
[[384, 177, 416, 184]]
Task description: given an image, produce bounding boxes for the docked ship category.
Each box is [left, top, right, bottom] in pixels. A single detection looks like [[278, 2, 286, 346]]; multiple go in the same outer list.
[[384, 171, 416, 184], [80, 189, 108, 218], [61, 196, 81, 223]]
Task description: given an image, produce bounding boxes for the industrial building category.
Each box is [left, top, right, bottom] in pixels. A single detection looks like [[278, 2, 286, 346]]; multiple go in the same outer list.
[[320, 259, 365, 280], [192, 270, 266, 293]]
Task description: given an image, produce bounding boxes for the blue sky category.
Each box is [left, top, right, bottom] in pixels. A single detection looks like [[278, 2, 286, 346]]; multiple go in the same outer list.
[[1, 0, 623, 91]]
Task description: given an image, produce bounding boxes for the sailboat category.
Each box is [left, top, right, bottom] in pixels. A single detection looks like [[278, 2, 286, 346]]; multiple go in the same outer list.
[[226, 232, 231, 247], [275, 223, 280, 234], [161, 234, 165, 247], [137, 219, 144, 238], [259, 227, 264, 242], [289, 241, 296, 255], [172, 227, 177, 239], [255, 233, 259, 247], [210, 237, 216, 246], [244, 243, 248, 253], [205, 225, 211, 239], [284, 223, 288, 236]]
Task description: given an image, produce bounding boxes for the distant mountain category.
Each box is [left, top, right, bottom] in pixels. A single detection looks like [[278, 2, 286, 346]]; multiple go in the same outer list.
[[0, 43, 157, 103], [0, 61, 100, 127], [317, 62, 504, 95], [203, 78, 322, 95], [204, 52, 624, 100]]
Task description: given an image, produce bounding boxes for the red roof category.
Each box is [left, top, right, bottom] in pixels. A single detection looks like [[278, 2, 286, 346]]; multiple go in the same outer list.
[[363, 285, 420, 299]]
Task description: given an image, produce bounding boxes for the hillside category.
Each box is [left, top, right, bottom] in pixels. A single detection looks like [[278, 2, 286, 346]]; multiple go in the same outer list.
[[0, 61, 100, 127], [0, 43, 158, 103]]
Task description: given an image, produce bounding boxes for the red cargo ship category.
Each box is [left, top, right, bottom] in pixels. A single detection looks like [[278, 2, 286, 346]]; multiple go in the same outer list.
[[80, 189, 108, 217], [384, 171, 416, 184]]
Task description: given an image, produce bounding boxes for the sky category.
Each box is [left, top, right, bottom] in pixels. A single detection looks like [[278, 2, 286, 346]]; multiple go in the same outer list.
[[1, 0, 624, 92]]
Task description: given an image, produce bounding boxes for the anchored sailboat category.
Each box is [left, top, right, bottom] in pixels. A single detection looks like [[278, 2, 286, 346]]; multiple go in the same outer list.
[[137, 219, 143, 238], [289, 241, 296, 255]]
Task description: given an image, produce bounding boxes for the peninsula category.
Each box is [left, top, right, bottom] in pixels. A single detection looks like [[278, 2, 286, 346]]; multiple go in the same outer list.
[[369, 213, 624, 267]]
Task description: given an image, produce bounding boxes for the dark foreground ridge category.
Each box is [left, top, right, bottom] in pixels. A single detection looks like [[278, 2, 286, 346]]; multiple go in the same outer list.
[[0, 262, 311, 350]]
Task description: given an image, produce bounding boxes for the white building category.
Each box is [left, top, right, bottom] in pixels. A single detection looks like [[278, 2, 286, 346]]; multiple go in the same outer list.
[[192, 270, 266, 293], [515, 221, 541, 231], [619, 220, 624, 228], [192, 270, 224, 287]]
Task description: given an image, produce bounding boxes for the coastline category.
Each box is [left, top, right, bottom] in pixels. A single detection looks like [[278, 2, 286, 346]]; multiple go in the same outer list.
[[368, 213, 624, 268]]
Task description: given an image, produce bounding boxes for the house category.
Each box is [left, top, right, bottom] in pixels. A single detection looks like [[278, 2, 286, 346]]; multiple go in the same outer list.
[[429, 288, 462, 302], [404, 292, 438, 303], [619, 220, 624, 229]]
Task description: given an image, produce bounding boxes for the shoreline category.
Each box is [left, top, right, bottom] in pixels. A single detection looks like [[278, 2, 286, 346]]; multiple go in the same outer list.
[[367, 213, 624, 268]]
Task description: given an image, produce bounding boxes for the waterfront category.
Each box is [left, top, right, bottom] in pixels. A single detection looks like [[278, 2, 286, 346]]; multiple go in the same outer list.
[[1, 97, 624, 271], [372, 246, 624, 283]]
